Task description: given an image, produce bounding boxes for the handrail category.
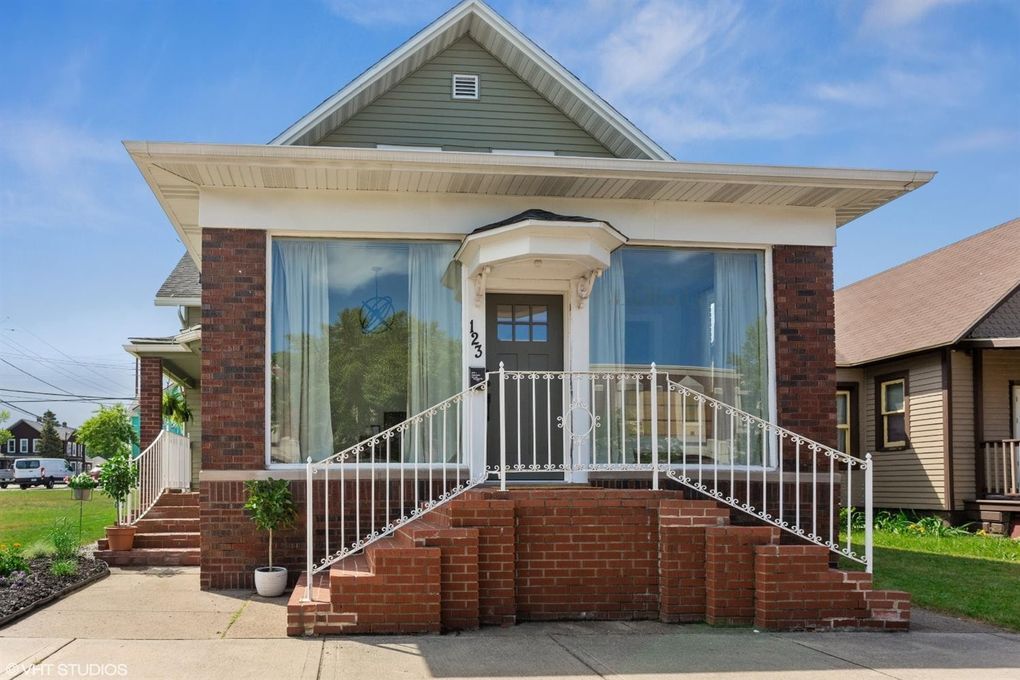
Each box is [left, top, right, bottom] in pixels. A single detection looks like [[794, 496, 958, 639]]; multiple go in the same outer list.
[[664, 378, 872, 571], [982, 439, 1019, 496], [119, 430, 192, 526], [302, 381, 488, 600]]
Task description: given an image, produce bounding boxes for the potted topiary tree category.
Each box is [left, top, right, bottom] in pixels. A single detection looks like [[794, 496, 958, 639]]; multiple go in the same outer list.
[[98, 453, 139, 550], [244, 478, 297, 597], [76, 405, 139, 551]]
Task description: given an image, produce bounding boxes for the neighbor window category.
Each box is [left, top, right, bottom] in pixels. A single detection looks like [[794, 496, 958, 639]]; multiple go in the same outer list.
[[5, 439, 13, 453], [19, 438, 28, 453], [270, 238, 462, 464], [32, 439, 39, 453], [879, 377, 907, 449], [836, 390, 851, 454], [589, 247, 769, 465]]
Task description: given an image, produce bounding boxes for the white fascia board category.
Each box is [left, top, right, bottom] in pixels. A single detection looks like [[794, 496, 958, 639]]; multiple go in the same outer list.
[[154, 297, 201, 308], [126, 142, 935, 190]]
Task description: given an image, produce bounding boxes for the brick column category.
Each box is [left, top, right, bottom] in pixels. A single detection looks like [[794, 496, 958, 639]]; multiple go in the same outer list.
[[772, 245, 837, 451], [139, 356, 163, 451]]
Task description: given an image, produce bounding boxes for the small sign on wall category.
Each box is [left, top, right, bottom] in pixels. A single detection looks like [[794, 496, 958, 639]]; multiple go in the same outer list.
[[468, 319, 483, 358], [469, 366, 487, 386]]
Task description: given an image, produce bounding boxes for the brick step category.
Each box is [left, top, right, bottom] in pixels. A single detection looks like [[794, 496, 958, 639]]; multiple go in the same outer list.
[[94, 547, 200, 567], [154, 492, 199, 507], [143, 504, 199, 520], [97, 532, 199, 551], [133, 517, 199, 534]]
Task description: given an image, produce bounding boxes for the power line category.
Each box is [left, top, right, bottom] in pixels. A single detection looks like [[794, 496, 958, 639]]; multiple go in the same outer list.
[[0, 358, 104, 404], [0, 333, 129, 394], [0, 398, 41, 420], [0, 351, 135, 370], [2, 398, 134, 403], [6, 327, 134, 387], [0, 388, 134, 399]]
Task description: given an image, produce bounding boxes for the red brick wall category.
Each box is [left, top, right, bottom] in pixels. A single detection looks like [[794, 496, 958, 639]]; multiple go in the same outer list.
[[705, 525, 778, 625], [200, 228, 266, 471], [513, 489, 663, 621], [138, 356, 163, 450], [772, 245, 837, 451]]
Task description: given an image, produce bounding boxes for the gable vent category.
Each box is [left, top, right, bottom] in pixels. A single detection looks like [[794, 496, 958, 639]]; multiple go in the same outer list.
[[451, 74, 479, 100]]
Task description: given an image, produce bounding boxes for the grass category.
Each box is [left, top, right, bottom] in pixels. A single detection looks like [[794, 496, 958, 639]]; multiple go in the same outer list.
[[841, 529, 1020, 631], [0, 488, 116, 549]]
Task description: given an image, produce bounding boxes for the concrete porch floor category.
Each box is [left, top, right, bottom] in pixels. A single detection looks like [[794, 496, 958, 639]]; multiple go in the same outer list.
[[1, 567, 1018, 679]]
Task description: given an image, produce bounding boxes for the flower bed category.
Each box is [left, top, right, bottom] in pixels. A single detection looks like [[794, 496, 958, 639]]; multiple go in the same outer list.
[[0, 556, 108, 625]]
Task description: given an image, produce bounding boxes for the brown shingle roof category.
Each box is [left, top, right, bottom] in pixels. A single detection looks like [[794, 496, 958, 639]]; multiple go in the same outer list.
[[835, 217, 1020, 366]]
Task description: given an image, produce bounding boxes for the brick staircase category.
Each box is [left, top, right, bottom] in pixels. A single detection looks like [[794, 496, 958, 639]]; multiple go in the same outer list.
[[94, 491, 200, 567], [287, 488, 909, 636]]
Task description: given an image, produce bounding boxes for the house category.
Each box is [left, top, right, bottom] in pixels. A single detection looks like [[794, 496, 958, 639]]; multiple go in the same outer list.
[[0, 418, 87, 472], [836, 218, 1020, 535], [121, 0, 931, 633]]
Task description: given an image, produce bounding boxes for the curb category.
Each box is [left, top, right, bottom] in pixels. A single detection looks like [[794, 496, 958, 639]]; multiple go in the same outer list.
[[0, 562, 110, 629]]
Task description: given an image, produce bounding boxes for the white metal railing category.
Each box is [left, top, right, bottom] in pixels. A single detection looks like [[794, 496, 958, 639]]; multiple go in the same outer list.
[[487, 364, 873, 571], [300, 362, 874, 598], [983, 439, 1019, 496], [664, 377, 872, 572], [119, 430, 192, 525], [302, 381, 488, 600]]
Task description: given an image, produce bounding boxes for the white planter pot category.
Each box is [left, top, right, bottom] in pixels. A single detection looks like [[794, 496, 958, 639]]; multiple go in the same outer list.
[[254, 566, 288, 597]]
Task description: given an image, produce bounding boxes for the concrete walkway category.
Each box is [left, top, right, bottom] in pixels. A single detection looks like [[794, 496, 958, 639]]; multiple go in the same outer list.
[[1, 568, 1017, 679]]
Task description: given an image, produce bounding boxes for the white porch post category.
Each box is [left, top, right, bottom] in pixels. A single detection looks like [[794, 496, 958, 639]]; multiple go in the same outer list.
[[567, 288, 591, 483], [463, 270, 487, 484]]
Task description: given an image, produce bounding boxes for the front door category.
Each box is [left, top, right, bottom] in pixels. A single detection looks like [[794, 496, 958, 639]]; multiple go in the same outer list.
[[486, 294, 564, 478]]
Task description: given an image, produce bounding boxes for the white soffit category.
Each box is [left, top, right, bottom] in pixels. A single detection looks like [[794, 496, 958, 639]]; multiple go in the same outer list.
[[124, 141, 935, 266], [268, 0, 672, 161]]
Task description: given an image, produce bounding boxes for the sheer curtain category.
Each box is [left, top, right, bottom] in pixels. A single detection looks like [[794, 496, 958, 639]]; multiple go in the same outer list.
[[271, 240, 334, 463], [712, 252, 767, 416], [408, 242, 461, 461], [590, 249, 626, 368]]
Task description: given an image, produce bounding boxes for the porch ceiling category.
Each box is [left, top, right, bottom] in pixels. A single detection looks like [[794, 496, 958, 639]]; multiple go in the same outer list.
[[125, 142, 935, 267], [124, 326, 201, 387]]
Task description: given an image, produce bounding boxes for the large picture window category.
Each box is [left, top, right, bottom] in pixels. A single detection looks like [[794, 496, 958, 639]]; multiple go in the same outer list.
[[589, 247, 769, 465], [270, 238, 462, 464]]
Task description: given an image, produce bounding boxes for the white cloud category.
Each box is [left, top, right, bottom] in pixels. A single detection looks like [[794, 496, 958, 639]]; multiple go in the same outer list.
[[0, 114, 144, 233], [321, 0, 451, 26], [935, 128, 1020, 154], [861, 0, 971, 31]]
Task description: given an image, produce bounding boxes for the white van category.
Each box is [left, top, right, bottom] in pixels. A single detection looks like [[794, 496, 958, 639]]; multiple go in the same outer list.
[[13, 458, 73, 489]]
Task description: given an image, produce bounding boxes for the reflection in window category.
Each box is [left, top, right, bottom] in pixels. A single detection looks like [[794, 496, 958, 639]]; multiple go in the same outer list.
[[589, 247, 768, 465], [879, 379, 906, 448], [496, 304, 548, 343], [270, 239, 462, 463]]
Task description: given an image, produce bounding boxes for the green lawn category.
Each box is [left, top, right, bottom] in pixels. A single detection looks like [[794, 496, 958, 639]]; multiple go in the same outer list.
[[842, 529, 1020, 631], [0, 488, 116, 550]]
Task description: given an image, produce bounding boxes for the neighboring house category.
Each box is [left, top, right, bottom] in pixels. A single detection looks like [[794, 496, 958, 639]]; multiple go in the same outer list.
[[122, 1, 931, 633], [836, 218, 1020, 535], [0, 418, 87, 472]]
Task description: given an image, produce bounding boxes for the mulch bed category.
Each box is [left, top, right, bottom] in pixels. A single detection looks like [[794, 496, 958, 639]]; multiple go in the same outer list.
[[0, 557, 109, 626]]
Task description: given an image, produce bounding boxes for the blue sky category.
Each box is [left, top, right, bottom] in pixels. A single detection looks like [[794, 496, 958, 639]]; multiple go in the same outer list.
[[0, 0, 1017, 427]]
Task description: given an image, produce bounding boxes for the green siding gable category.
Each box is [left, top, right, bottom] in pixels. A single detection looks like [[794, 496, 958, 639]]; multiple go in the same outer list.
[[317, 37, 615, 157]]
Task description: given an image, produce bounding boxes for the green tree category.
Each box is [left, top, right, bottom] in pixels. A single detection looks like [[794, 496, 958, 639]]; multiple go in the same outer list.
[[75, 404, 138, 459], [37, 410, 64, 457], [0, 409, 11, 449]]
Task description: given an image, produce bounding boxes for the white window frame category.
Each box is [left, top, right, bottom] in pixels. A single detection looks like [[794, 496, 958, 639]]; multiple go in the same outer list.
[[6, 438, 13, 453], [32, 438, 40, 453], [880, 378, 907, 449], [451, 73, 479, 100], [19, 438, 28, 454]]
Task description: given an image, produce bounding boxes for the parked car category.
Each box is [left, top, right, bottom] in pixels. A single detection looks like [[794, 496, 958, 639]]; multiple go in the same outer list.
[[13, 457, 74, 489], [0, 467, 12, 488]]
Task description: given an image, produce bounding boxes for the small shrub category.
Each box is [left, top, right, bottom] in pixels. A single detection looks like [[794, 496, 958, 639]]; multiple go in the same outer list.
[[49, 559, 78, 578], [839, 506, 867, 531], [50, 518, 80, 560], [0, 543, 29, 577], [22, 540, 55, 560]]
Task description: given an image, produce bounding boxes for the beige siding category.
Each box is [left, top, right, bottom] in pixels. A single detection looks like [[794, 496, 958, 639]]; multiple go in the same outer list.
[[981, 350, 1020, 441], [185, 386, 201, 490], [863, 352, 947, 510], [318, 37, 614, 157], [950, 350, 975, 509]]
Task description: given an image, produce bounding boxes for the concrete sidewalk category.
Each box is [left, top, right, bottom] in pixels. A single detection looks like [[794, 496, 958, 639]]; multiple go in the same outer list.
[[2, 568, 1018, 679]]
